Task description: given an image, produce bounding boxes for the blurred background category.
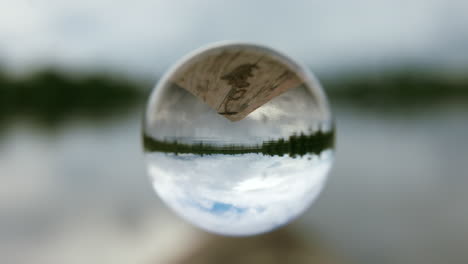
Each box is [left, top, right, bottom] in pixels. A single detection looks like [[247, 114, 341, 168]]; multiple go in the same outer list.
[[1, 1, 468, 263]]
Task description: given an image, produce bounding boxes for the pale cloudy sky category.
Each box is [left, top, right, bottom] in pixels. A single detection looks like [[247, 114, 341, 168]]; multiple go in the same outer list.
[[0, 0, 467, 76], [147, 151, 333, 235]]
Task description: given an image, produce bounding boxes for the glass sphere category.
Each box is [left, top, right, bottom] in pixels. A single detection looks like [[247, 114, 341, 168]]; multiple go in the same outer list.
[[143, 43, 334, 236]]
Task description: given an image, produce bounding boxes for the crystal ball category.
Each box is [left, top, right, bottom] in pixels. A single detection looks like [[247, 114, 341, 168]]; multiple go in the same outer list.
[[143, 43, 335, 236]]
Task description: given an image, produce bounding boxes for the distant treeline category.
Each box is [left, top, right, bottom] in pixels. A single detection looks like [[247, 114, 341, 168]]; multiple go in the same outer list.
[[1, 68, 467, 126], [0, 69, 146, 125], [143, 130, 334, 157], [323, 69, 468, 107]]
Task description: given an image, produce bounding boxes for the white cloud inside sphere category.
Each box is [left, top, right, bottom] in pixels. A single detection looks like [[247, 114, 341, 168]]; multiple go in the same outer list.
[[147, 151, 333, 235]]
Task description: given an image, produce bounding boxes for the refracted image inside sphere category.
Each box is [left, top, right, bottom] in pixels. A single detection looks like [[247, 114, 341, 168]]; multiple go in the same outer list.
[[143, 43, 335, 236]]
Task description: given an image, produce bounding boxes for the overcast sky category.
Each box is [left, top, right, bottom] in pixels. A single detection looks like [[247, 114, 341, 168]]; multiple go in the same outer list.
[[147, 151, 333, 235], [1, 0, 467, 77]]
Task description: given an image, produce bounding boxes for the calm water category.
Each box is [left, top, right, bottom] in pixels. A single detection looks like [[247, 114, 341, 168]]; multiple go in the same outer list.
[[1, 104, 467, 263]]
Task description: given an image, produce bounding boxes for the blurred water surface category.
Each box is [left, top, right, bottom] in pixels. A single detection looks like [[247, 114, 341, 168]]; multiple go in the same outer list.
[[1, 0, 468, 263], [1, 99, 467, 263]]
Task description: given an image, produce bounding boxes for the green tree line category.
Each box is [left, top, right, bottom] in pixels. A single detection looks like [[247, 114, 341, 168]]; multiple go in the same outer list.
[[1, 67, 467, 126], [143, 130, 335, 157], [0, 69, 145, 125]]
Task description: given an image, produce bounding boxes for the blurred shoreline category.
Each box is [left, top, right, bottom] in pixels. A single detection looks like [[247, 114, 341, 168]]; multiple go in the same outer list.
[[1, 66, 467, 130]]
